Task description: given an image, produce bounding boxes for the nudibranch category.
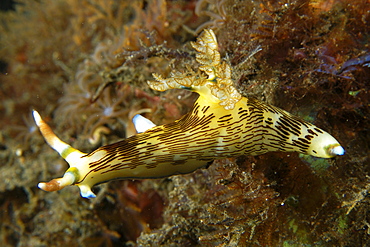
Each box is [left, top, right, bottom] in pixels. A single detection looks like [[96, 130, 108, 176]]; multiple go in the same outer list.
[[33, 29, 344, 198]]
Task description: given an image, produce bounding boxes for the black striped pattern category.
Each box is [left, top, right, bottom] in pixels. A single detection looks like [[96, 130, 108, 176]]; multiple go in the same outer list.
[[78, 96, 326, 185]]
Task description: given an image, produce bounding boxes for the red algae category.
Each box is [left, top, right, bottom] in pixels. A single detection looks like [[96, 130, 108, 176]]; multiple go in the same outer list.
[[0, 0, 369, 246]]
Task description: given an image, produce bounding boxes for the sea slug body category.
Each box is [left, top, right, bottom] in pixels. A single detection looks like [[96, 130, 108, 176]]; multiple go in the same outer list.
[[33, 29, 344, 198]]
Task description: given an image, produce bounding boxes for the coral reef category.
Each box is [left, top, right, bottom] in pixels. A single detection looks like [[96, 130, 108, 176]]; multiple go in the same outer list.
[[0, 0, 369, 246]]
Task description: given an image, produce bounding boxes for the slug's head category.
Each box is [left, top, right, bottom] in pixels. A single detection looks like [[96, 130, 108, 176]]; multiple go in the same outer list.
[[33, 110, 97, 198]]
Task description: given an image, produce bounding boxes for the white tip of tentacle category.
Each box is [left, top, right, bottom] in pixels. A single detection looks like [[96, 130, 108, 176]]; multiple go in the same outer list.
[[78, 185, 96, 199], [132, 114, 156, 133], [32, 110, 42, 126], [37, 182, 48, 191], [328, 145, 345, 156]]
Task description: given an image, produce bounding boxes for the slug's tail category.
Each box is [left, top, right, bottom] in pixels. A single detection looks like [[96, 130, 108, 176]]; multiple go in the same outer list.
[[32, 110, 95, 198], [329, 145, 345, 156]]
